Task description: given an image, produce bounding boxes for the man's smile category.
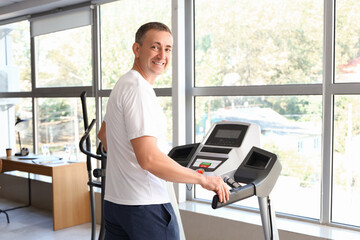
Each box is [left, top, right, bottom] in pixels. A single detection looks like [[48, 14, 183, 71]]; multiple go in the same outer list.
[[153, 61, 165, 66]]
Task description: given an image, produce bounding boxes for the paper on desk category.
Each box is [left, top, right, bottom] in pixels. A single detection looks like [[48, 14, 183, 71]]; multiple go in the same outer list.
[[32, 157, 66, 165], [31, 159, 65, 165]]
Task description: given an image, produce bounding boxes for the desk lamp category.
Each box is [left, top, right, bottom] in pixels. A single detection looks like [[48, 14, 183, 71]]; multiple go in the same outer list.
[[15, 116, 29, 156]]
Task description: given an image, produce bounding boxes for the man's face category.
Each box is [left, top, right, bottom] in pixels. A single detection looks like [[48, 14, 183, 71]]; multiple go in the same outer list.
[[133, 29, 173, 83]]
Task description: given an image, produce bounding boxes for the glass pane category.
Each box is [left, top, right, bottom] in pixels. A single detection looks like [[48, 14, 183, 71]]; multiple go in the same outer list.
[[0, 21, 31, 92], [194, 0, 323, 86], [333, 95, 360, 226], [100, 0, 171, 89], [36, 97, 95, 161], [194, 96, 322, 219], [158, 97, 173, 148], [101, 97, 108, 121], [335, 1, 360, 83], [35, 26, 92, 87], [0, 98, 33, 156]]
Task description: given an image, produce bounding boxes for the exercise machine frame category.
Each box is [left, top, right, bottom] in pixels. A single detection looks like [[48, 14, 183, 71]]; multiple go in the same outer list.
[[79, 91, 106, 240]]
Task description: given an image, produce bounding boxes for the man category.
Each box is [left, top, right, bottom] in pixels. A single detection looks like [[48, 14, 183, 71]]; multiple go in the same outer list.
[[98, 22, 229, 240]]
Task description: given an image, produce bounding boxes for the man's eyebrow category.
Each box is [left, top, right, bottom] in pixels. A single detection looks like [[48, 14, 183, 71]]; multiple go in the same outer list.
[[153, 42, 172, 48]]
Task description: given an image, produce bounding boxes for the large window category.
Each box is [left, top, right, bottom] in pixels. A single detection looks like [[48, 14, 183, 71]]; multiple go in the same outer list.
[[36, 97, 95, 160], [100, 0, 172, 89], [0, 98, 33, 156], [35, 26, 92, 87], [193, 0, 324, 220], [30, 7, 94, 158], [0, 20, 31, 156], [332, 0, 360, 227], [0, 3, 173, 159], [191, 0, 360, 229], [333, 96, 360, 226], [0, 21, 31, 92], [194, 0, 323, 87], [335, 0, 360, 83]]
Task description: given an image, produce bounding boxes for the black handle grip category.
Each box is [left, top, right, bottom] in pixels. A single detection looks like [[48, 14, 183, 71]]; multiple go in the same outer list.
[[212, 183, 255, 209]]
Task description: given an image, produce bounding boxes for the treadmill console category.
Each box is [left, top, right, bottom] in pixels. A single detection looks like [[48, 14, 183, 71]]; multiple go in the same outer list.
[[188, 121, 260, 177]]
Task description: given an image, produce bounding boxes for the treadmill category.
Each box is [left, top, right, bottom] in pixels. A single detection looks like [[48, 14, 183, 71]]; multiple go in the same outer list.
[[168, 121, 282, 240]]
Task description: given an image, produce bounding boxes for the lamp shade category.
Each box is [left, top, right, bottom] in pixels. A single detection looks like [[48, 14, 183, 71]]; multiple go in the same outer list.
[[15, 117, 28, 131]]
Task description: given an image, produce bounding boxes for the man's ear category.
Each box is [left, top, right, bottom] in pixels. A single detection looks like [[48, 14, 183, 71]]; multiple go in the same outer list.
[[132, 42, 140, 58]]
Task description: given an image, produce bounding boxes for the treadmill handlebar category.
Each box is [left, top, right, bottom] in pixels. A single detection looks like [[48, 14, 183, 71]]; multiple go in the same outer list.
[[224, 176, 241, 188], [212, 183, 255, 209]]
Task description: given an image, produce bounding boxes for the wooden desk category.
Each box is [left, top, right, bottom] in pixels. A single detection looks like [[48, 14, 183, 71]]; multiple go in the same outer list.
[[0, 156, 90, 230]]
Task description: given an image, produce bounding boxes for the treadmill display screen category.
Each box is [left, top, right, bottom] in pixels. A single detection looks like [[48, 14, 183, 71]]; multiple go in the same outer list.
[[205, 124, 249, 147], [215, 129, 241, 139]]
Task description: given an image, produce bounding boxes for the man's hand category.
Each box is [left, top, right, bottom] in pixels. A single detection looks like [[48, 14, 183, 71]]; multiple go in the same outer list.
[[200, 175, 230, 203], [97, 121, 107, 151]]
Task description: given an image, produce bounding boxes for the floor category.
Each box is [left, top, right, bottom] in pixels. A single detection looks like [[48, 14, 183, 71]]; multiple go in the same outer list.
[[0, 199, 99, 240]]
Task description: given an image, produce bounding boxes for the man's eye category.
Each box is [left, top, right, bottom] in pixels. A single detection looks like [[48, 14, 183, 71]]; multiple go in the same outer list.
[[166, 48, 172, 52], [152, 46, 159, 50]]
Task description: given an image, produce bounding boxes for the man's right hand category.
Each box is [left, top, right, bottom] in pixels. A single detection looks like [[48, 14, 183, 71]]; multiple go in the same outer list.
[[200, 175, 230, 203]]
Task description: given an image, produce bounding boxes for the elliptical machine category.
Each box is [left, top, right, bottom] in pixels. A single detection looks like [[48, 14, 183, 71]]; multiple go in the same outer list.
[[79, 91, 106, 240]]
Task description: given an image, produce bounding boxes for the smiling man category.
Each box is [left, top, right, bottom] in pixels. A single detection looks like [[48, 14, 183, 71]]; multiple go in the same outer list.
[[98, 22, 229, 240]]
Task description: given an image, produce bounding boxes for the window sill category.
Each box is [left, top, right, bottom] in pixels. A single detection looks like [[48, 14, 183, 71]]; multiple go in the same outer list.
[[178, 201, 360, 240]]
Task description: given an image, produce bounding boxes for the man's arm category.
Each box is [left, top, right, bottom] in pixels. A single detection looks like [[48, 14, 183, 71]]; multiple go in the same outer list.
[[97, 121, 107, 151], [131, 136, 230, 203]]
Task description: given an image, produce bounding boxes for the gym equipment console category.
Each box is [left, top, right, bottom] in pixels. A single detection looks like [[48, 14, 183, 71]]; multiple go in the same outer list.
[[168, 121, 282, 240]]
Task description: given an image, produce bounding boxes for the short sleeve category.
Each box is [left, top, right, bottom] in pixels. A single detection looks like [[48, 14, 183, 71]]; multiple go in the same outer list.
[[122, 84, 165, 141]]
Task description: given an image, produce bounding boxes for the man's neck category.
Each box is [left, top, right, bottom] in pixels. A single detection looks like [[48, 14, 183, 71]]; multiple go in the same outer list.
[[132, 63, 155, 85]]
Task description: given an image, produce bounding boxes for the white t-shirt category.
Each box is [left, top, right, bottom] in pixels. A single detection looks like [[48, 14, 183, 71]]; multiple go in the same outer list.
[[103, 70, 170, 205]]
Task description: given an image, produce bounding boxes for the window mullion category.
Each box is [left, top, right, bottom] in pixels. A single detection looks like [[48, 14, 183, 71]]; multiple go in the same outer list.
[[320, 0, 335, 225]]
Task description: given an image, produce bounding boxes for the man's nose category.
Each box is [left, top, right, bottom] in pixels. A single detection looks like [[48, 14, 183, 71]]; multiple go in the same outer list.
[[158, 49, 166, 59]]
